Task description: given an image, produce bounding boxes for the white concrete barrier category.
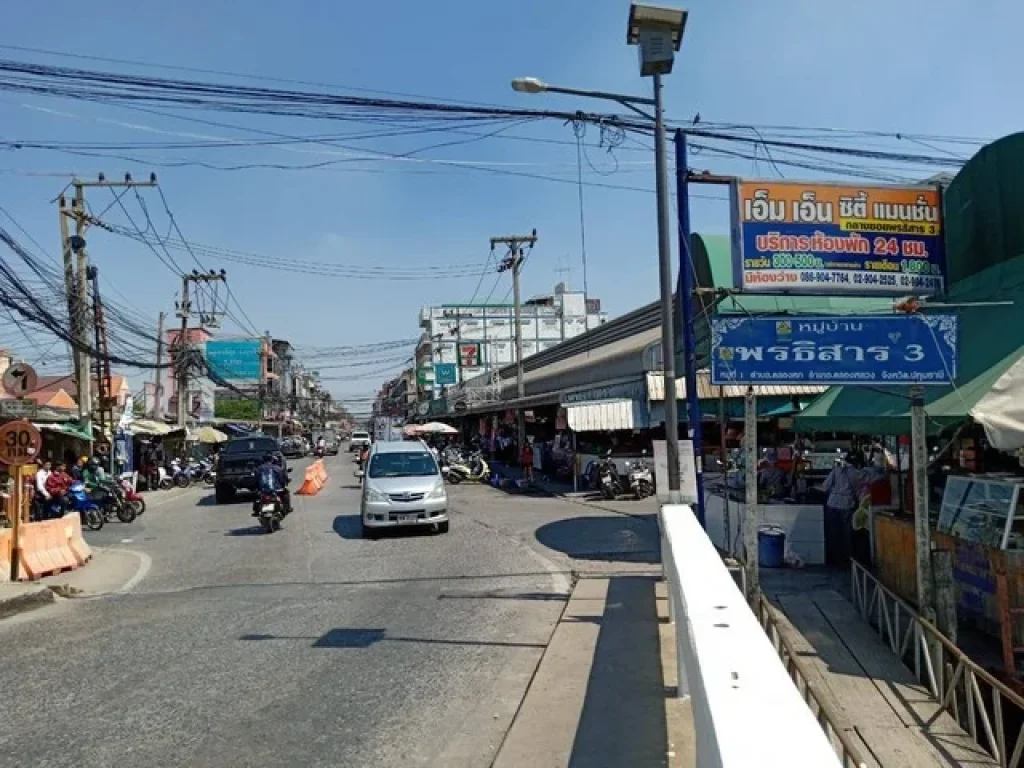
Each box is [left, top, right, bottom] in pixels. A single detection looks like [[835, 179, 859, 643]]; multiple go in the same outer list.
[[660, 503, 841, 767]]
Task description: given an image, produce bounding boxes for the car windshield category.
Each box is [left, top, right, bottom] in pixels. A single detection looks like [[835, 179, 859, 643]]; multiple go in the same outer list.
[[368, 452, 437, 478], [223, 438, 278, 455]]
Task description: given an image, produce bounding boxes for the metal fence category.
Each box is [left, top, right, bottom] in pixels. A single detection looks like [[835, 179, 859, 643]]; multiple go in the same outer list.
[[851, 560, 1024, 767], [755, 593, 869, 768]]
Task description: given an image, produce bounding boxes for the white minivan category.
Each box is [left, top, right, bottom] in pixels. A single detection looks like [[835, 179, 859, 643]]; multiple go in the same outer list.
[[357, 441, 448, 539]]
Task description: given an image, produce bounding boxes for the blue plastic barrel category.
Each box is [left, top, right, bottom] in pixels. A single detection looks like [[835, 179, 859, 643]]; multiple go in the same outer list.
[[758, 526, 786, 568]]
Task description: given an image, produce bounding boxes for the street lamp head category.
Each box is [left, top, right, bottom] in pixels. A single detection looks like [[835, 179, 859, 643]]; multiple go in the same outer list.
[[627, 3, 688, 77], [510, 77, 548, 95]]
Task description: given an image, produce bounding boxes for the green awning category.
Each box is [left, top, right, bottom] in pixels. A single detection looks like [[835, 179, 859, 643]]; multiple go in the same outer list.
[[762, 400, 812, 418], [795, 256, 1024, 436], [35, 422, 93, 441]]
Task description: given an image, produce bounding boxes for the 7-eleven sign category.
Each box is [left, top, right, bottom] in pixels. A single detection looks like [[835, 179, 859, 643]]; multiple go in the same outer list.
[[459, 343, 482, 368]]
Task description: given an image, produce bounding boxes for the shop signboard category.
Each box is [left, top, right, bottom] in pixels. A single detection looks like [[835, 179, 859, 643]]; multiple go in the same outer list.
[[458, 343, 482, 368], [434, 363, 457, 386], [711, 314, 957, 386], [205, 339, 262, 383], [562, 380, 646, 405], [731, 181, 945, 296]]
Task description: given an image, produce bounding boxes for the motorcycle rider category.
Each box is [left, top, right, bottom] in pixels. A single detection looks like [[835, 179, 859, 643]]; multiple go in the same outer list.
[[45, 462, 73, 512], [252, 453, 291, 517], [315, 435, 326, 456], [35, 460, 52, 502], [70, 455, 89, 482]]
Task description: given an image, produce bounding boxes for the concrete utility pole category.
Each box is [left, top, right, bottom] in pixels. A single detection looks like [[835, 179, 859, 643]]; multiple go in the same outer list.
[[152, 311, 165, 419], [910, 384, 935, 621], [176, 275, 191, 428], [59, 174, 157, 436], [175, 270, 227, 427], [490, 231, 538, 453]]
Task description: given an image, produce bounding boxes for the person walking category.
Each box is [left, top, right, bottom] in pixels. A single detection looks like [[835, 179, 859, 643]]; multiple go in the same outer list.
[[520, 438, 534, 484], [822, 455, 863, 566]]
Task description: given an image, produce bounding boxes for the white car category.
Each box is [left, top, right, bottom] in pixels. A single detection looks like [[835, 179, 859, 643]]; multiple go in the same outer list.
[[358, 441, 448, 538]]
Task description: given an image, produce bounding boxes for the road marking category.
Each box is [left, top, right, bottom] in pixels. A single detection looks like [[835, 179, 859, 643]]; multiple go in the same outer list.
[[120, 538, 134, 544], [116, 549, 152, 593]]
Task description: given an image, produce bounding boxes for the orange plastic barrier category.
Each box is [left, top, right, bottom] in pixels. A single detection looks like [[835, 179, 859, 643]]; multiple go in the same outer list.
[[296, 459, 329, 496], [4, 514, 91, 582], [63, 513, 92, 568]]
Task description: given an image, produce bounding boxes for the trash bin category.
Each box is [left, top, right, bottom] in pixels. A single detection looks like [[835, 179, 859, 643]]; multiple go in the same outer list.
[[758, 525, 786, 568]]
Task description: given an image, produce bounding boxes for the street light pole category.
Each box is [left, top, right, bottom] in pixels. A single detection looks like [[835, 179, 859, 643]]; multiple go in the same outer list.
[[510, 2, 688, 502], [652, 74, 682, 502]]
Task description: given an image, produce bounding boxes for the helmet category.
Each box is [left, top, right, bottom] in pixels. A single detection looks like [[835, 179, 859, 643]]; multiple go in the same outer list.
[[80, 455, 89, 464], [88, 458, 100, 468]]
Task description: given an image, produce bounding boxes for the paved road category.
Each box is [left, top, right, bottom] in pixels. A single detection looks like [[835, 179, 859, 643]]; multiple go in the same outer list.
[[0, 452, 662, 767]]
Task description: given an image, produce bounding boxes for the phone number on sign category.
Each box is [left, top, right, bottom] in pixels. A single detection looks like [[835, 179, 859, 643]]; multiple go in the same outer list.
[[744, 270, 943, 291]]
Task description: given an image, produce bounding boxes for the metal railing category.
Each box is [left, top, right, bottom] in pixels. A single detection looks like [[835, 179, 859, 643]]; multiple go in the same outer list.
[[756, 593, 869, 768], [851, 560, 1024, 767]]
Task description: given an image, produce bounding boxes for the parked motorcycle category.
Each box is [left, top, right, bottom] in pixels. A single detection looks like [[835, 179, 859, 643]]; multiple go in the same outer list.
[[626, 452, 654, 500], [598, 453, 624, 500], [119, 476, 146, 517], [446, 451, 490, 484], [67, 481, 104, 531], [167, 458, 191, 489], [255, 490, 284, 534]]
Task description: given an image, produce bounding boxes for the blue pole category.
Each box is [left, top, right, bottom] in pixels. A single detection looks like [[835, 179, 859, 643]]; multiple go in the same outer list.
[[673, 129, 706, 528]]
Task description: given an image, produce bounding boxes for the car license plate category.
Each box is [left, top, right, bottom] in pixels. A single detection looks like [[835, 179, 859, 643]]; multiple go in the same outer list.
[[261, 504, 276, 512], [397, 514, 417, 524]]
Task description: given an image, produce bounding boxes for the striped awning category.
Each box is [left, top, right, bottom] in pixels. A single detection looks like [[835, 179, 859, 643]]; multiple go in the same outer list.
[[645, 372, 827, 402], [565, 399, 649, 433]]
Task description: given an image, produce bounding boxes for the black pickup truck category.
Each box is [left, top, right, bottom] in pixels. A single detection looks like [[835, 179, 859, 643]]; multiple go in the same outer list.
[[215, 435, 286, 504]]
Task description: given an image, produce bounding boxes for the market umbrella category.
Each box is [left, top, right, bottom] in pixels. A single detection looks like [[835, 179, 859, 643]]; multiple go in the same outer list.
[[402, 424, 425, 437], [192, 425, 228, 444], [418, 422, 458, 435]]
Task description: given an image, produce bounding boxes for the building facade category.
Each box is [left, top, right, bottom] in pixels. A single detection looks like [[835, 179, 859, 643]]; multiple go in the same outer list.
[[415, 283, 606, 401]]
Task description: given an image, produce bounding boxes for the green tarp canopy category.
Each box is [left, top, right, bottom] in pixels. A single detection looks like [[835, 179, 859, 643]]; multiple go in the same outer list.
[[35, 422, 93, 441], [794, 256, 1024, 436]]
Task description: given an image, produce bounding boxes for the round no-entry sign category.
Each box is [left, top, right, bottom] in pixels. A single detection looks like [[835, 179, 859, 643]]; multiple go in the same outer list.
[[0, 420, 42, 466]]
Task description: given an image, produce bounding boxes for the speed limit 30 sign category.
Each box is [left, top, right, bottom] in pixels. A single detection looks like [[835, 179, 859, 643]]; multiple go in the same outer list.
[[0, 420, 42, 466]]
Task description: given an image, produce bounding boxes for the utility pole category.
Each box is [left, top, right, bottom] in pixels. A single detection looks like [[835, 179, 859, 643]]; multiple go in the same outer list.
[[176, 275, 190, 428], [491, 230, 537, 453], [59, 173, 157, 436], [174, 270, 228, 427], [911, 384, 935, 622], [73, 183, 91, 430], [152, 311, 165, 419]]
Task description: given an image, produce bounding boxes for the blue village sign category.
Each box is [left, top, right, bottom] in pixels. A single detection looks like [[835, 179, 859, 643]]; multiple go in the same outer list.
[[710, 314, 958, 386]]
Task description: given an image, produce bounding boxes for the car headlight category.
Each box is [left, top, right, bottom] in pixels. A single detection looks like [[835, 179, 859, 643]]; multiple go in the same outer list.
[[427, 482, 446, 500], [365, 486, 388, 503]]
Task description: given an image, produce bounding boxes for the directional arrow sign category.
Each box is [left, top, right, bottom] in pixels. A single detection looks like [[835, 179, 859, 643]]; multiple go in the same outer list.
[[2, 362, 38, 398]]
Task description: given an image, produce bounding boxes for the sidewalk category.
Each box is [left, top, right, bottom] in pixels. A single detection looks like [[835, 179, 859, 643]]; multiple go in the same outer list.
[[492, 576, 695, 768], [0, 546, 147, 619]]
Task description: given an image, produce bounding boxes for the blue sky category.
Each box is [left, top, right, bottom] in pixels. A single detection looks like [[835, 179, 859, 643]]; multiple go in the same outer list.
[[0, 0, 1016, 404]]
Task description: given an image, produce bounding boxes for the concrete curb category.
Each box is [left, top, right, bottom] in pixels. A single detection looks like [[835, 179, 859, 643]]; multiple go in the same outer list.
[[0, 586, 58, 620]]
